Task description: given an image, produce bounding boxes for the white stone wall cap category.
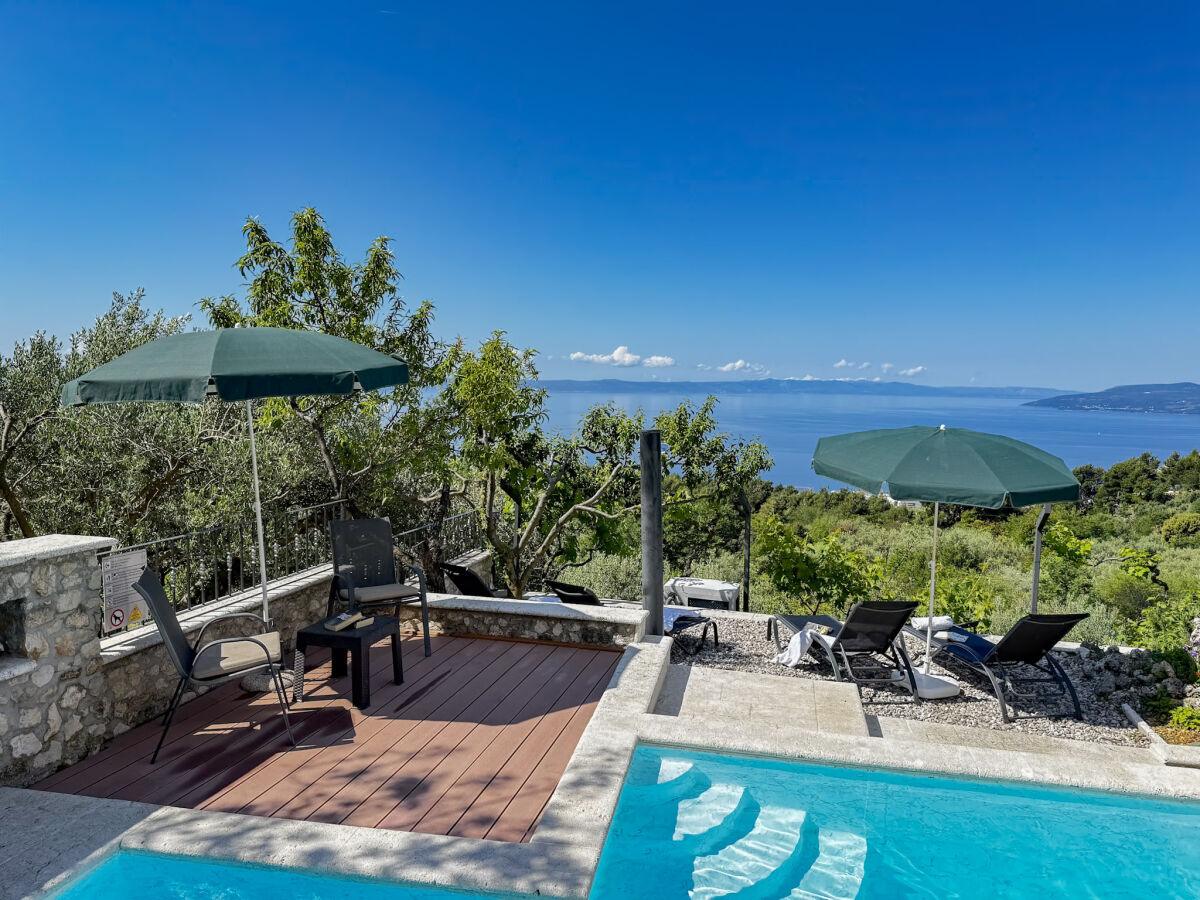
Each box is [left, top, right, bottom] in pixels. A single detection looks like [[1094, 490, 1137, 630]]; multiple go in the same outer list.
[[0, 535, 116, 570]]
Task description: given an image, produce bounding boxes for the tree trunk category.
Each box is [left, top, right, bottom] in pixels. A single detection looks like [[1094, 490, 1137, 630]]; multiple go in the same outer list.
[[0, 468, 35, 538]]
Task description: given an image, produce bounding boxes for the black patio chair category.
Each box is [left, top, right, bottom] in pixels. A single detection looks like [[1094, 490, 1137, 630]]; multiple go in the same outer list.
[[132, 568, 295, 764], [545, 579, 603, 605], [329, 518, 431, 656], [908, 613, 1089, 722], [440, 561, 505, 598], [769, 600, 920, 695]]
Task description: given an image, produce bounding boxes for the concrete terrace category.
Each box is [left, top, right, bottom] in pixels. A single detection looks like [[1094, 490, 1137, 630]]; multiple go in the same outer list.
[[32, 634, 620, 842]]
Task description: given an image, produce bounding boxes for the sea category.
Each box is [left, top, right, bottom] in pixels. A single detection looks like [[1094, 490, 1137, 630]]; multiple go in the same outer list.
[[543, 388, 1200, 489]]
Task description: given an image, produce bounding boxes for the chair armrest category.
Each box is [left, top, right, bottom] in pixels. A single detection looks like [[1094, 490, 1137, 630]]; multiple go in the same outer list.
[[401, 563, 428, 596], [192, 613, 269, 652]]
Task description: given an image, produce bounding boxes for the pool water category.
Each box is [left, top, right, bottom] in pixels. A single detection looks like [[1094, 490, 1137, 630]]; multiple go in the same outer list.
[[52, 851, 513, 900], [590, 745, 1200, 899]]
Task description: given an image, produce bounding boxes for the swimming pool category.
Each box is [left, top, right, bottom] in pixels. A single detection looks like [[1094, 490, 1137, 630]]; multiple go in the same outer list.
[[591, 745, 1200, 899], [49, 747, 1200, 899]]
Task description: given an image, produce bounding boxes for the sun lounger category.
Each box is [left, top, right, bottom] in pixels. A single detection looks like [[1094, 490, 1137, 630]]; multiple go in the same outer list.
[[904, 613, 1088, 722], [766, 601, 920, 695], [665, 606, 719, 654]]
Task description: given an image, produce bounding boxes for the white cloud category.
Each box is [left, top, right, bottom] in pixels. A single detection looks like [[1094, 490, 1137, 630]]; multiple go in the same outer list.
[[880, 362, 895, 373], [643, 355, 676, 368], [569, 345, 641, 366], [801, 374, 818, 381], [899, 365, 926, 377], [858, 361, 871, 370], [718, 359, 769, 376], [833, 359, 851, 368]]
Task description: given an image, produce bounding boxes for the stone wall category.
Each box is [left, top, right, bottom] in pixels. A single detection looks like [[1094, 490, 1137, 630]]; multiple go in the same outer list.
[[397, 596, 647, 649], [0, 536, 115, 787]]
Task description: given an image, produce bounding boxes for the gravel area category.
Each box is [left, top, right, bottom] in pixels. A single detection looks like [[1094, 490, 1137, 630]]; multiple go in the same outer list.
[[669, 611, 1146, 746]]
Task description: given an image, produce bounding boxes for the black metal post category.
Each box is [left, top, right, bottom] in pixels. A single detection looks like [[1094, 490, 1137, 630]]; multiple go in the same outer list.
[[641, 429, 664, 636], [739, 489, 752, 612]]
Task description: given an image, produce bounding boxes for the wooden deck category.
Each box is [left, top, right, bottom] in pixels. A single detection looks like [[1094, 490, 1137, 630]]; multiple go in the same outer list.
[[34, 635, 621, 842]]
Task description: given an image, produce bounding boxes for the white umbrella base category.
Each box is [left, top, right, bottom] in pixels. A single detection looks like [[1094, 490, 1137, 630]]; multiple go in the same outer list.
[[912, 670, 960, 700]]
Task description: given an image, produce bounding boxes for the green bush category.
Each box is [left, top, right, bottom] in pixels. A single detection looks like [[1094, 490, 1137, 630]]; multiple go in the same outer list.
[[1162, 512, 1200, 546], [562, 553, 642, 603], [1169, 705, 1200, 732], [1153, 647, 1198, 684], [1143, 688, 1178, 721]]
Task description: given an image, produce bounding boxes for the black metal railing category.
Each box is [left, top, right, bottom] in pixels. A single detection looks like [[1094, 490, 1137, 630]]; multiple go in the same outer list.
[[98, 500, 348, 634], [394, 510, 484, 569]]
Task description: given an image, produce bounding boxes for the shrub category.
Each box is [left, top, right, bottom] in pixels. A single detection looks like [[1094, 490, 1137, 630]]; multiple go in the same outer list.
[[1169, 705, 1200, 732], [1143, 688, 1178, 722], [1162, 512, 1200, 546]]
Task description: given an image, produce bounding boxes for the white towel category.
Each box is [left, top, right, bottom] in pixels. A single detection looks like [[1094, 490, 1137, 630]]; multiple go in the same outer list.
[[911, 615, 954, 632], [775, 626, 817, 667]]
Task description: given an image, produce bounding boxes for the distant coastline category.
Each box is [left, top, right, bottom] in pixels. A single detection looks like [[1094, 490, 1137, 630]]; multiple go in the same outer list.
[[1027, 383, 1200, 415], [541, 378, 1068, 401]]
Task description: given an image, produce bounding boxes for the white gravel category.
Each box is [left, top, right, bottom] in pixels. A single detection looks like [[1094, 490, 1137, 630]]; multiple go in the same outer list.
[[669, 611, 1146, 746]]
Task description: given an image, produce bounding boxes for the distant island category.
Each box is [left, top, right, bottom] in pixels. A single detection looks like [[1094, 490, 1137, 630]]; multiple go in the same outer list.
[[1027, 383, 1200, 415], [541, 378, 1066, 400]]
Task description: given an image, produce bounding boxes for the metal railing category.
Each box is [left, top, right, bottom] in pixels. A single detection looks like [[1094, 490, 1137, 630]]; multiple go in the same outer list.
[[99, 500, 348, 634], [394, 510, 485, 567]]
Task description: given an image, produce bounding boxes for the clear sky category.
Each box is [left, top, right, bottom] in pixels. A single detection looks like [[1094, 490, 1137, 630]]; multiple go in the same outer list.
[[1, 2, 1196, 390]]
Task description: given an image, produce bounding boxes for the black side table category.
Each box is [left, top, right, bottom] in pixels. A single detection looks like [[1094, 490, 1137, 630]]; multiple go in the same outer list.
[[293, 615, 403, 709]]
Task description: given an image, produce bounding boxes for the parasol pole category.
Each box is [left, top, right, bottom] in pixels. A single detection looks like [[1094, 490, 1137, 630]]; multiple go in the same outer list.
[[925, 500, 939, 674], [246, 400, 271, 623]]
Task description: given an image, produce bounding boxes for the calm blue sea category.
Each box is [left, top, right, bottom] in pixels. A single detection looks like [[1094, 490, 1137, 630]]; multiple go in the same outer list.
[[544, 389, 1200, 489]]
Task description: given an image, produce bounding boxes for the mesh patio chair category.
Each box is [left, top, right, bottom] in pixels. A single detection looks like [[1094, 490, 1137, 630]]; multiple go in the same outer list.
[[132, 568, 295, 764], [545, 579, 603, 605], [769, 600, 920, 695], [329, 518, 431, 656], [907, 613, 1089, 722]]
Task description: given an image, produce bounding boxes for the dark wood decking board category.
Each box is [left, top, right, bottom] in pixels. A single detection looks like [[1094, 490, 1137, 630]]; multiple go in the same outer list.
[[32, 635, 620, 842]]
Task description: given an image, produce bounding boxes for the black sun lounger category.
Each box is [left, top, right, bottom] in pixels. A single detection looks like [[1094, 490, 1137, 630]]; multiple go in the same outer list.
[[905, 613, 1089, 722], [767, 600, 920, 695]]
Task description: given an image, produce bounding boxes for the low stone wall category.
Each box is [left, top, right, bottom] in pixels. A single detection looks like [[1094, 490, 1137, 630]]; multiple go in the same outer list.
[[397, 596, 647, 649]]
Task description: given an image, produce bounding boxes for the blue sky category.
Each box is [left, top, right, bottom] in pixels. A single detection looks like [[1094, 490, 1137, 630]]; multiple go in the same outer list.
[[1, 1, 1196, 390]]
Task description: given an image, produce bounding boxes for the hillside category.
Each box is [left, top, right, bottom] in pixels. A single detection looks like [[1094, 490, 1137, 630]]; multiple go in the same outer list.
[[1027, 383, 1200, 414]]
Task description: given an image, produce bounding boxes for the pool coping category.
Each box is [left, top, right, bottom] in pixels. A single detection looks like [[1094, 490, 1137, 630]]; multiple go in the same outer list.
[[10, 634, 1200, 898]]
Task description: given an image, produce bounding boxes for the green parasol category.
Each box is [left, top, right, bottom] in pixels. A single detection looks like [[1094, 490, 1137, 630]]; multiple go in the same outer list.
[[62, 327, 409, 620], [813, 425, 1080, 682]]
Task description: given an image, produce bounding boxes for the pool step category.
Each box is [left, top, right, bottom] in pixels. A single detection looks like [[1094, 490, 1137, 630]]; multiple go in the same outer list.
[[675, 786, 761, 857], [786, 827, 867, 899], [624, 759, 713, 806], [688, 803, 813, 900]]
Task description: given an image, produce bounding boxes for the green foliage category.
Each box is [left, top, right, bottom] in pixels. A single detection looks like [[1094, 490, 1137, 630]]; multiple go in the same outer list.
[[753, 517, 872, 615], [1119, 593, 1200, 656], [1162, 512, 1200, 546], [934, 567, 997, 631], [1142, 688, 1178, 721], [1043, 522, 1092, 564], [1169, 705, 1200, 732]]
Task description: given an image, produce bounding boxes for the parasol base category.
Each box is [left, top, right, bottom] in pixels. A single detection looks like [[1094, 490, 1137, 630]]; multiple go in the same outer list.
[[241, 669, 295, 694], [913, 671, 960, 700]]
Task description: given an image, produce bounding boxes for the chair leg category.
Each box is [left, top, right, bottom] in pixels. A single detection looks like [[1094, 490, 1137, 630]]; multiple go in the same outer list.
[[419, 595, 432, 657], [1047, 655, 1084, 719], [270, 666, 297, 747], [979, 664, 1012, 723], [151, 676, 188, 764]]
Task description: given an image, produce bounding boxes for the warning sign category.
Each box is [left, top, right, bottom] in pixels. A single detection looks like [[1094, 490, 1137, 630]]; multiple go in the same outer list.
[[102, 549, 149, 635]]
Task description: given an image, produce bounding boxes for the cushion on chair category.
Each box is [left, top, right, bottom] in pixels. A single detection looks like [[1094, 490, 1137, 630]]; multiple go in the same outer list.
[[192, 632, 282, 680], [338, 583, 421, 605]]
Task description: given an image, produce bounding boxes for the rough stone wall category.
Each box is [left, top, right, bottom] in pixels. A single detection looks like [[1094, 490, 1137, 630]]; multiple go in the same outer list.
[[0, 537, 113, 787], [397, 605, 640, 650]]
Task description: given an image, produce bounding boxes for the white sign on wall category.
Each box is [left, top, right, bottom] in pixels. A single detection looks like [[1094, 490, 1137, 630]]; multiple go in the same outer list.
[[101, 549, 149, 635]]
